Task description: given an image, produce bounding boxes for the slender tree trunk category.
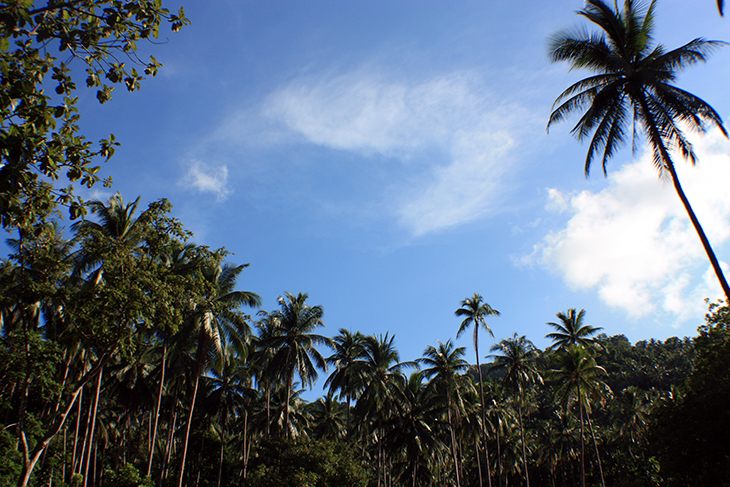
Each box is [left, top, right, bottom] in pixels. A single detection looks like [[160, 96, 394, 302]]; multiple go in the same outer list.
[[475, 436, 483, 487], [346, 394, 352, 442], [265, 383, 271, 438], [70, 388, 83, 482], [77, 391, 93, 477], [495, 405, 502, 487], [586, 412, 605, 487], [517, 402, 529, 487], [640, 95, 730, 301], [448, 407, 461, 487], [284, 370, 294, 439], [474, 328, 493, 487], [177, 366, 201, 487], [216, 430, 225, 487], [242, 410, 249, 479], [160, 402, 178, 487], [147, 343, 167, 477], [82, 367, 104, 487], [579, 402, 585, 487]]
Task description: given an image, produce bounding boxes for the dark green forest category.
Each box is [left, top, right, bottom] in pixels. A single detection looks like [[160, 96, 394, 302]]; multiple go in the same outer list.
[[1, 0, 730, 486]]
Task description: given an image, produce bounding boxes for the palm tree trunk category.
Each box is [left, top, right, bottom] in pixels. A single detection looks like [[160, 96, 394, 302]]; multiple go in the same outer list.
[[346, 394, 352, 441], [475, 436, 483, 487], [160, 401, 178, 487], [179, 329, 209, 487], [147, 343, 167, 477], [242, 410, 249, 479], [284, 370, 294, 439], [265, 383, 271, 438], [586, 412, 605, 487], [666, 158, 730, 299], [640, 95, 730, 302], [82, 367, 103, 487], [579, 401, 585, 487], [475, 337, 493, 487], [448, 407, 461, 487], [517, 402, 529, 487], [216, 428, 225, 487], [70, 388, 83, 482], [177, 367, 201, 487]]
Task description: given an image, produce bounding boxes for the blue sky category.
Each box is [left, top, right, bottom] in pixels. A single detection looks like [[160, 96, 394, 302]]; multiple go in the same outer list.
[[17, 0, 730, 393]]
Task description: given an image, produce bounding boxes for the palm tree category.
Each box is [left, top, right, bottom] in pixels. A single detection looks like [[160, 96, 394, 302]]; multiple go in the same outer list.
[[325, 329, 367, 440], [264, 292, 331, 438], [251, 314, 283, 439], [381, 371, 443, 487], [307, 392, 347, 441], [489, 334, 543, 487], [548, 346, 609, 487], [419, 340, 471, 487], [545, 308, 602, 351], [204, 343, 255, 487], [176, 261, 260, 487], [455, 293, 499, 487], [355, 333, 415, 485], [548, 0, 730, 301]]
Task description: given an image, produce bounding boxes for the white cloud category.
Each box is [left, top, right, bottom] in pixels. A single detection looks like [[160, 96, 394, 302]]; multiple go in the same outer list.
[[248, 67, 531, 235], [530, 129, 730, 320], [181, 160, 231, 201]]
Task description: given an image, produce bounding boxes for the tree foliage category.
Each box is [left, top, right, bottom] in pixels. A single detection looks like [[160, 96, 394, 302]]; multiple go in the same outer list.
[[0, 0, 188, 228]]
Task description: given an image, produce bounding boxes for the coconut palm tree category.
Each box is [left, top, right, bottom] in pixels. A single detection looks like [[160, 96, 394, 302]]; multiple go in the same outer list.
[[548, 0, 730, 301], [325, 328, 367, 439], [419, 340, 471, 487], [355, 333, 415, 485], [307, 392, 347, 441], [264, 292, 331, 438], [176, 261, 260, 487], [204, 343, 255, 487], [455, 293, 500, 487], [381, 371, 444, 487], [548, 346, 609, 487], [546, 308, 602, 351], [489, 334, 543, 487]]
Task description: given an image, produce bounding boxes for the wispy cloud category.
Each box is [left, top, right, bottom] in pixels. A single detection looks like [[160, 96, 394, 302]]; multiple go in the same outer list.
[[526, 129, 730, 320], [180, 160, 231, 201], [217, 66, 532, 235]]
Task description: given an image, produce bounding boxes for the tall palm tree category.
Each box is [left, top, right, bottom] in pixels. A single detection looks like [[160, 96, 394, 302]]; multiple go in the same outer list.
[[455, 293, 500, 487], [381, 371, 443, 487], [204, 343, 255, 487], [419, 340, 471, 487], [547, 0, 730, 301], [355, 333, 415, 484], [545, 308, 602, 351], [265, 292, 331, 438], [548, 346, 609, 487], [252, 314, 281, 439], [489, 334, 543, 487], [176, 261, 260, 487], [325, 328, 367, 439]]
